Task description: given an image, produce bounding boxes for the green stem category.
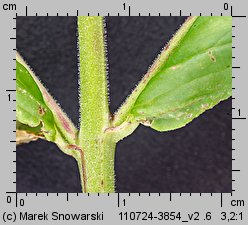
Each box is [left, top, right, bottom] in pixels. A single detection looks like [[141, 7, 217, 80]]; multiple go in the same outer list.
[[77, 16, 112, 192], [76, 134, 116, 193], [71, 134, 116, 193], [99, 133, 116, 192], [76, 17, 140, 192]]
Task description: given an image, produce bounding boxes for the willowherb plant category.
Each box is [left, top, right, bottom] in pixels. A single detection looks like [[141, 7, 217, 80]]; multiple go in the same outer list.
[[16, 16, 232, 193]]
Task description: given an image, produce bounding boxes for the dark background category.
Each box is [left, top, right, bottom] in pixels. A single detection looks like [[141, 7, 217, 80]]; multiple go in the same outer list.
[[17, 17, 232, 193]]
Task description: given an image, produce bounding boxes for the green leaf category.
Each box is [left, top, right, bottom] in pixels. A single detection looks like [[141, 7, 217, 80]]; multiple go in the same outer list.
[[16, 53, 78, 149], [114, 16, 232, 132], [16, 60, 56, 141], [16, 121, 44, 145]]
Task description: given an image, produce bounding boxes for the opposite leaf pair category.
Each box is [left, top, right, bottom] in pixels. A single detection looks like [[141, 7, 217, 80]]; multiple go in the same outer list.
[[17, 16, 232, 192]]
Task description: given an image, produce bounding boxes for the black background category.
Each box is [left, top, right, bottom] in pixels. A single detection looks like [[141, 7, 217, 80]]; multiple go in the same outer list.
[[17, 17, 232, 193]]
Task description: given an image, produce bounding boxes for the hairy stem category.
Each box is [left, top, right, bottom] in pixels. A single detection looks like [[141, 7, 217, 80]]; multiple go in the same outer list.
[[77, 16, 112, 192]]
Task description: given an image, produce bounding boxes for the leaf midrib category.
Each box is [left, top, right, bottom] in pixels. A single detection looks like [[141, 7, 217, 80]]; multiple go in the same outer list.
[[133, 42, 231, 110], [132, 66, 230, 117], [163, 34, 231, 72]]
